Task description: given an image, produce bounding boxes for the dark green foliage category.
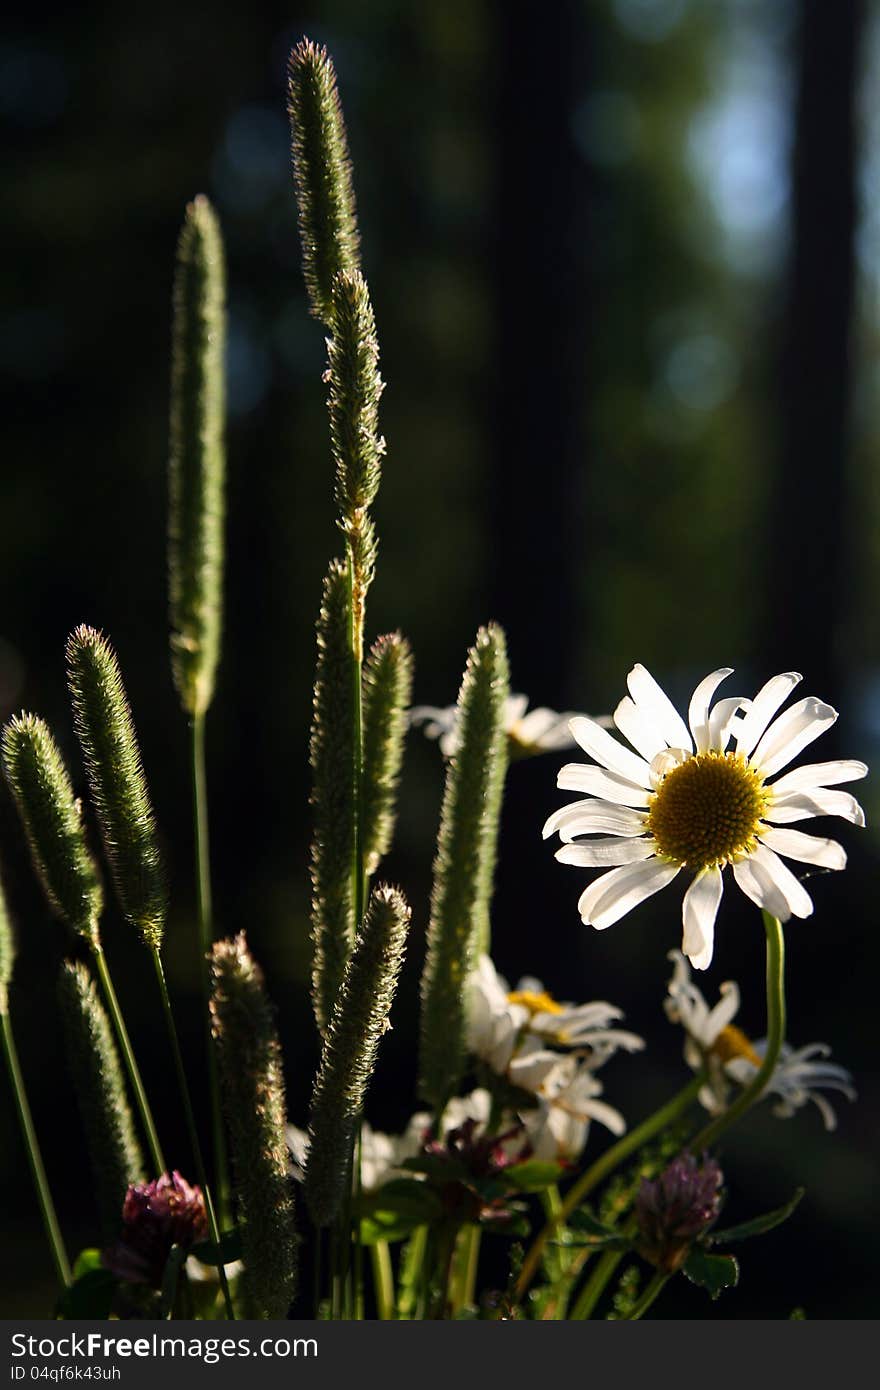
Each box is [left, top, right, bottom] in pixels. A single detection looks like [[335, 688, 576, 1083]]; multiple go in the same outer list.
[[57, 961, 145, 1241], [287, 39, 361, 324], [419, 625, 510, 1108], [168, 195, 226, 718], [305, 885, 411, 1228], [209, 934, 298, 1319], [362, 632, 413, 876], [65, 627, 167, 949], [0, 872, 14, 1013], [309, 561, 357, 1033], [2, 714, 103, 943]]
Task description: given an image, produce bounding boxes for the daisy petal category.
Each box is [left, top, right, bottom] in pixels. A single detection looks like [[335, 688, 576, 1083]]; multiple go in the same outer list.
[[688, 669, 733, 754], [568, 716, 654, 787], [681, 867, 723, 971], [542, 800, 647, 840], [557, 763, 650, 806], [765, 788, 865, 827], [736, 672, 802, 757], [577, 859, 680, 930], [769, 759, 868, 794], [626, 664, 693, 752], [556, 838, 656, 868], [760, 827, 847, 870], [581, 1098, 627, 1137], [733, 843, 813, 921], [707, 696, 750, 752], [752, 698, 838, 778], [613, 696, 668, 762]]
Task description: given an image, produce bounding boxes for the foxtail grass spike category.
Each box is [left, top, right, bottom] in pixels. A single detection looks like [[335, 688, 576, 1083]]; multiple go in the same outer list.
[[310, 560, 357, 1033], [418, 624, 510, 1109], [2, 714, 103, 944], [65, 626, 167, 949], [287, 39, 361, 323], [210, 934, 298, 1318], [58, 961, 145, 1241], [168, 194, 227, 718], [362, 633, 413, 875], [0, 869, 14, 1016], [305, 884, 411, 1228]]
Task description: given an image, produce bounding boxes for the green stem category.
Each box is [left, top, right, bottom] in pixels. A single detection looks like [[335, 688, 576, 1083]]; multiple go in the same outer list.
[[1, 1009, 71, 1289], [190, 712, 231, 1226], [623, 1269, 670, 1321], [516, 1071, 704, 1299], [396, 1225, 427, 1319], [371, 1241, 395, 1319], [150, 948, 235, 1320], [570, 1248, 623, 1321], [92, 944, 165, 1177], [689, 912, 785, 1152]]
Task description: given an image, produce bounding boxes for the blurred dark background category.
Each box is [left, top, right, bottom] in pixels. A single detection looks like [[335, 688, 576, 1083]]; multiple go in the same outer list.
[[1, 0, 878, 1318]]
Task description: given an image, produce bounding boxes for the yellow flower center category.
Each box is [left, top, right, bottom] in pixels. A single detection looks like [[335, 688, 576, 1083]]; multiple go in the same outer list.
[[507, 989, 563, 1017], [646, 751, 767, 871], [711, 1024, 762, 1069]]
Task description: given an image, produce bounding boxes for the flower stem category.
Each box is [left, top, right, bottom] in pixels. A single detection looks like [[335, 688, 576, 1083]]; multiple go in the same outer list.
[[1, 1008, 71, 1289], [516, 1071, 704, 1300], [150, 947, 235, 1320], [569, 1247, 623, 1321], [370, 1241, 395, 1319], [190, 712, 230, 1225], [92, 944, 165, 1177], [622, 1269, 670, 1320], [689, 911, 785, 1152]]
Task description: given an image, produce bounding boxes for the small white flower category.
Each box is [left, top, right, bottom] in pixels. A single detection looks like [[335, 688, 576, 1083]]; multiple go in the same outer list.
[[727, 1041, 856, 1131], [521, 1052, 626, 1161], [544, 664, 867, 971], [466, 954, 643, 1079], [665, 952, 856, 1128], [411, 693, 608, 758]]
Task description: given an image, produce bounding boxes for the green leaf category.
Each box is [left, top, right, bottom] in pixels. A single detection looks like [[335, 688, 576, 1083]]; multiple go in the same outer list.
[[56, 1268, 117, 1320], [190, 1227, 243, 1265], [503, 1160, 565, 1193], [709, 1188, 804, 1246], [358, 1179, 442, 1244], [71, 1248, 104, 1279], [682, 1249, 739, 1299]]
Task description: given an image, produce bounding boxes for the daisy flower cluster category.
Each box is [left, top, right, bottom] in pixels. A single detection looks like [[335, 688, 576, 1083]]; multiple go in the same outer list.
[[543, 665, 866, 969], [466, 955, 644, 1160]]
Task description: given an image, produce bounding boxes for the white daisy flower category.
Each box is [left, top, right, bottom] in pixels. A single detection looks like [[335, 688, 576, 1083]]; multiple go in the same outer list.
[[519, 1052, 626, 1161], [411, 693, 609, 759], [543, 664, 867, 970], [726, 1041, 856, 1132], [664, 949, 761, 1112], [664, 952, 856, 1128], [466, 954, 643, 1079]]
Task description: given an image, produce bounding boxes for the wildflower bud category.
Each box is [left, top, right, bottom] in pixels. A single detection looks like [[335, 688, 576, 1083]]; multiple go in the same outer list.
[[305, 884, 411, 1227], [419, 625, 510, 1109], [310, 560, 357, 1033], [2, 714, 103, 944], [635, 1152, 723, 1273], [102, 1172, 206, 1287], [58, 961, 145, 1241], [0, 873, 15, 1015], [210, 934, 298, 1319], [168, 194, 227, 719], [362, 632, 413, 876], [65, 626, 167, 949], [287, 39, 361, 324]]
